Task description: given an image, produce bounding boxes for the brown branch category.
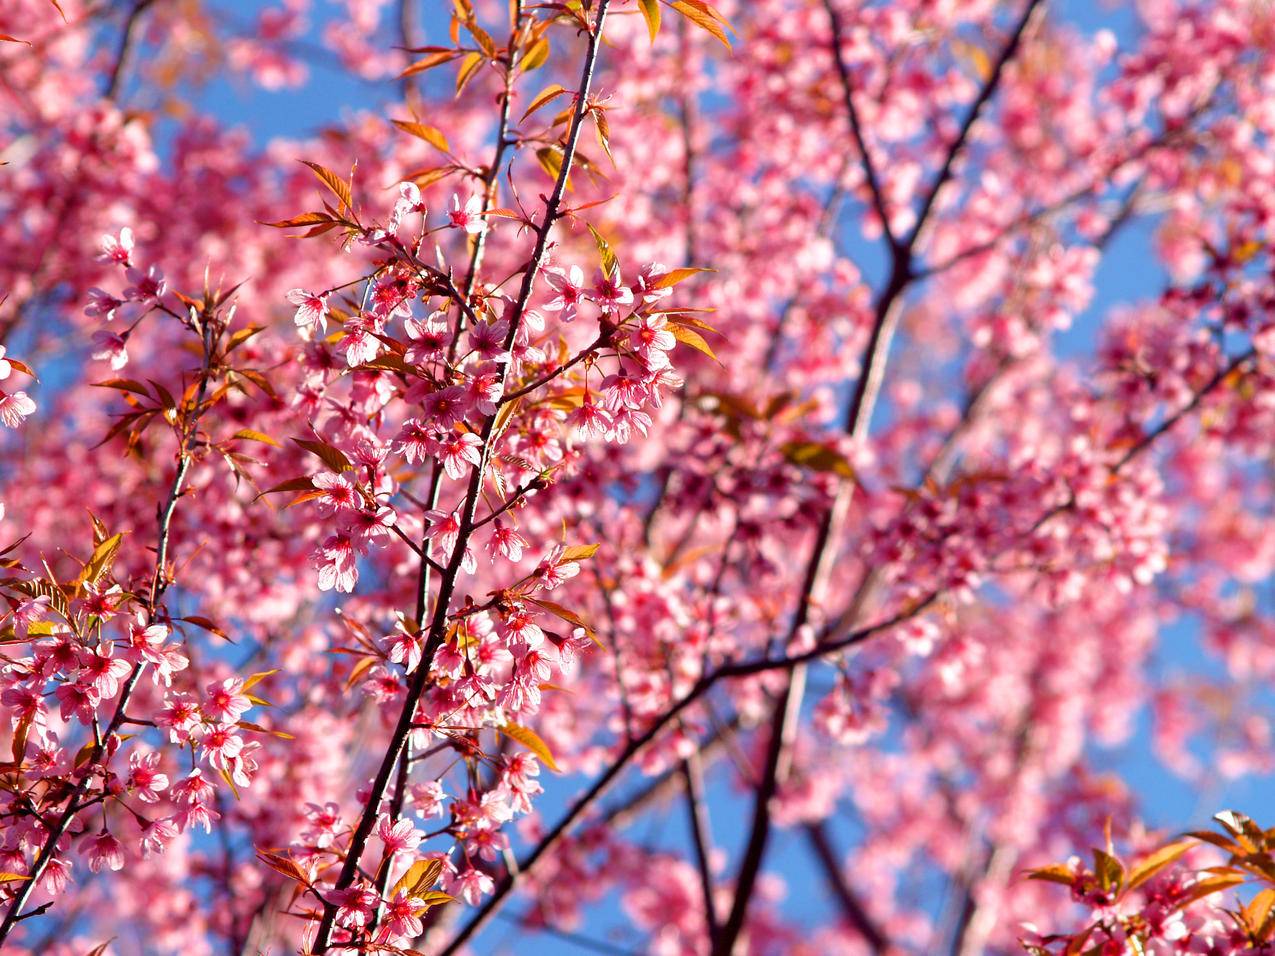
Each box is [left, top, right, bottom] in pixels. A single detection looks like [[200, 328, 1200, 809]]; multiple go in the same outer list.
[[804, 822, 888, 954], [713, 6, 1046, 950], [821, 0, 897, 250], [905, 0, 1046, 253], [437, 597, 934, 955], [308, 5, 613, 950], [0, 300, 222, 943], [104, 0, 158, 101], [682, 752, 719, 943]]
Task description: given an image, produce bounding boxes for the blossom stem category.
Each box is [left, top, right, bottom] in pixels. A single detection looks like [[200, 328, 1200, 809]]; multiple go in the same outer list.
[[0, 302, 221, 943], [308, 4, 613, 950]]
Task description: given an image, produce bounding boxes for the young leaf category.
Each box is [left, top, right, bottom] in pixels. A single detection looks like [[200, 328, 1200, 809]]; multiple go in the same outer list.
[[522, 83, 569, 121], [499, 721, 561, 772], [391, 120, 451, 153], [300, 161, 353, 212], [668, 325, 722, 365], [76, 532, 126, 589], [521, 36, 550, 71], [456, 51, 484, 95], [652, 266, 712, 289], [780, 441, 856, 480], [670, 1, 732, 49], [560, 543, 600, 562], [291, 438, 353, 473], [231, 429, 280, 447], [587, 223, 619, 278], [1126, 839, 1194, 891], [401, 50, 462, 78], [638, 0, 661, 43], [242, 669, 279, 692]]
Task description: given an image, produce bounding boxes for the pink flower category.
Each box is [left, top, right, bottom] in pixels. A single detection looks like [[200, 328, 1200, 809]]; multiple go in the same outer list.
[[139, 817, 179, 856], [436, 429, 482, 479], [386, 622, 423, 674], [376, 813, 423, 855], [449, 866, 494, 905], [502, 604, 544, 647], [287, 288, 329, 335], [422, 384, 468, 429], [488, 521, 527, 563], [448, 193, 485, 234], [176, 800, 220, 834], [155, 692, 202, 743], [390, 181, 426, 231], [593, 268, 634, 313], [422, 508, 463, 553], [569, 394, 613, 440], [543, 264, 589, 321], [171, 768, 216, 805], [81, 831, 125, 873], [97, 227, 134, 266], [395, 419, 436, 465], [0, 346, 11, 381], [302, 801, 344, 848], [128, 751, 169, 803], [80, 644, 130, 697], [201, 723, 244, 769], [378, 888, 426, 940], [409, 780, 446, 818], [40, 856, 72, 895], [204, 677, 252, 723], [314, 530, 362, 592], [633, 262, 674, 303], [627, 313, 675, 370], [312, 472, 359, 514], [0, 390, 36, 427], [329, 880, 379, 930], [123, 264, 166, 301], [84, 287, 126, 321], [466, 320, 509, 362], [10, 593, 51, 637], [404, 314, 449, 362], [82, 286, 127, 323], [340, 316, 382, 366], [534, 545, 581, 590], [55, 680, 100, 724]]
